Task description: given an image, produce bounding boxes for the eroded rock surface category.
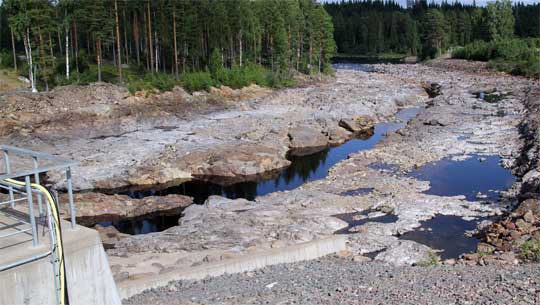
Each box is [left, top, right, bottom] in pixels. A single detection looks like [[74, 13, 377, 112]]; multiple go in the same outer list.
[[59, 192, 192, 223], [1, 71, 425, 191], [109, 60, 538, 281]]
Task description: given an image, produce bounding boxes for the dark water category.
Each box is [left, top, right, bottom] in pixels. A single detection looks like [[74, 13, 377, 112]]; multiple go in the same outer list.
[[100, 107, 422, 234], [476, 91, 511, 103], [401, 215, 489, 260], [409, 155, 515, 202], [124, 107, 423, 204], [399, 156, 515, 258], [97, 213, 180, 235], [334, 212, 398, 234]]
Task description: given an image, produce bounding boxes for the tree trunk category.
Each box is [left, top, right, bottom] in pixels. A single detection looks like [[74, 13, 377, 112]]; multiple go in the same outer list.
[[123, 5, 128, 64], [56, 10, 63, 56], [73, 21, 79, 77], [147, 1, 154, 73], [48, 33, 54, 58], [154, 29, 158, 72], [238, 31, 243, 67], [65, 25, 70, 80], [23, 29, 36, 92], [296, 31, 301, 71], [10, 27, 17, 70], [143, 10, 149, 70], [97, 38, 102, 82], [114, 0, 123, 82], [309, 35, 313, 74], [318, 39, 322, 73], [183, 41, 187, 73], [173, 8, 178, 80], [133, 11, 140, 67]]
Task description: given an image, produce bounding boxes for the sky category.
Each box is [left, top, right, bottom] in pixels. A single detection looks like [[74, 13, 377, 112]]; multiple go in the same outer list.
[[320, 0, 540, 6]]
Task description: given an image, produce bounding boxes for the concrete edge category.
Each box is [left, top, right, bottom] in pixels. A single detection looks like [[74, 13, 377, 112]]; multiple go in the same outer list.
[[117, 235, 347, 300]]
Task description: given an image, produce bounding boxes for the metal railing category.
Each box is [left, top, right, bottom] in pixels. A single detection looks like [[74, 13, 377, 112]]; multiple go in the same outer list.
[[0, 145, 78, 246]]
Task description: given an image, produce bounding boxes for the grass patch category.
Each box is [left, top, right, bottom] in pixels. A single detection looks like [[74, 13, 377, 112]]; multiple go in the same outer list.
[[0, 69, 26, 92], [520, 236, 540, 262], [417, 250, 440, 267]]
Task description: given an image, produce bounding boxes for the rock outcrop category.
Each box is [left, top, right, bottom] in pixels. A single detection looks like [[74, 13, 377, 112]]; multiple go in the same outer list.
[[59, 192, 192, 224]]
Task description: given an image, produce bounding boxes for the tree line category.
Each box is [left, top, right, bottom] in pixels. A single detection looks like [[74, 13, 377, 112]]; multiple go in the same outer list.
[[324, 0, 540, 58], [0, 0, 336, 92]]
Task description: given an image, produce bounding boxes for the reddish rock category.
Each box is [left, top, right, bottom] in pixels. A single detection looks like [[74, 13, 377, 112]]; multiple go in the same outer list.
[[60, 192, 192, 221], [514, 199, 540, 217]]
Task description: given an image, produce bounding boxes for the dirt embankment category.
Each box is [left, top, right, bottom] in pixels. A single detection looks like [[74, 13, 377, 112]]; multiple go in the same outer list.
[[0, 82, 271, 138], [515, 87, 540, 200], [479, 87, 540, 261]]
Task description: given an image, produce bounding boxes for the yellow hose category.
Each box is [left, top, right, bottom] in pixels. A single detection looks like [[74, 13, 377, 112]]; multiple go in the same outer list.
[[4, 178, 66, 305]]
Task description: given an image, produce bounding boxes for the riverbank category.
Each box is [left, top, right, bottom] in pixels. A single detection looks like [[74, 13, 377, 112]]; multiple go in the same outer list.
[[112, 59, 539, 300]]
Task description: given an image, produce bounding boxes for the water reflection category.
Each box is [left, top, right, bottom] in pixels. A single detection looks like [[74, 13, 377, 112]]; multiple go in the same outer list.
[[107, 107, 423, 234], [409, 155, 515, 201], [125, 107, 422, 204]]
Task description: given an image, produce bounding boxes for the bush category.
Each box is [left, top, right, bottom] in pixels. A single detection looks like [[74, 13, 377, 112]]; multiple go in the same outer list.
[[0, 51, 15, 69], [453, 38, 540, 78], [212, 63, 270, 88], [180, 71, 215, 92], [520, 236, 540, 262]]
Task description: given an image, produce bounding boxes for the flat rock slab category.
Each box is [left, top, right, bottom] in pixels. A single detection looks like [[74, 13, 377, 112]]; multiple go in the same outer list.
[[60, 192, 192, 223], [288, 126, 329, 156]]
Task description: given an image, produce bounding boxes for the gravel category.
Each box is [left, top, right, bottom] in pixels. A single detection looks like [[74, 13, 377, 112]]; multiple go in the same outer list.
[[124, 256, 540, 305]]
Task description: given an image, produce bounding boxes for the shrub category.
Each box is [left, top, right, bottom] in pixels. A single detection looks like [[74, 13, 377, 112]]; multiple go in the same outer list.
[[453, 38, 540, 78], [212, 63, 270, 88], [180, 71, 215, 92], [0, 51, 15, 69], [520, 236, 540, 262]]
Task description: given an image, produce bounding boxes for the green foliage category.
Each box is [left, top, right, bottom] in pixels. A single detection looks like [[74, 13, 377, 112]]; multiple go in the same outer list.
[[0, 51, 14, 69], [417, 250, 440, 267], [1, 0, 335, 92], [126, 73, 177, 94], [325, 1, 538, 60], [213, 64, 270, 88], [179, 71, 215, 93], [486, 0, 515, 41], [520, 236, 540, 261], [420, 9, 449, 59], [452, 38, 540, 78]]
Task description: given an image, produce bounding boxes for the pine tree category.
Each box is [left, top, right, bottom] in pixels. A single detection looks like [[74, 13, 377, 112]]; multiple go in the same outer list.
[[486, 0, 515, 41]]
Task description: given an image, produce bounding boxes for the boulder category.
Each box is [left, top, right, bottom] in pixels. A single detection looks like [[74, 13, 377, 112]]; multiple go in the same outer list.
[[423, 82, 442, 98], [61, 192, 192, 223], [338, 115, 375, 134], [374, 240, 433, 266], [288, 126, 329, 156], [514, 199, 540, 218]]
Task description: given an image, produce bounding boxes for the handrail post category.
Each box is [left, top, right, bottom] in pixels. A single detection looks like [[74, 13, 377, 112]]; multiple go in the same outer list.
[[32, 156, 43, 216], [3, 150, 15, 208], [66, 167, 76, 229], [25, 175, 38, 246]]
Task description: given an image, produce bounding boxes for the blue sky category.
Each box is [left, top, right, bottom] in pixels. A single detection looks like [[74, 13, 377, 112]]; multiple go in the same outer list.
[[320, 0, 540, 6]]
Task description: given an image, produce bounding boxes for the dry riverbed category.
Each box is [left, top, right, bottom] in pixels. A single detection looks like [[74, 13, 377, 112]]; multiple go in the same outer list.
[[2, 59, 539, 303]]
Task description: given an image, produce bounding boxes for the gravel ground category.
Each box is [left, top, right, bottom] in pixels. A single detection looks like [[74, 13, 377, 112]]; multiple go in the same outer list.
[[124, 256, 540, 305]]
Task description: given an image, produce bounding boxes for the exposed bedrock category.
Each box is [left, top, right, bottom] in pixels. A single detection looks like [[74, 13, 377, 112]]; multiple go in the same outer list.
[[59, 192, 193, 224], [1, 70, 426, 191], [107, 61, 538, 282]]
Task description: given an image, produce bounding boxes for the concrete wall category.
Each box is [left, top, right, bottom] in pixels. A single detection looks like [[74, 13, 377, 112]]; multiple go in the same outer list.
[[0, 224, 121, 305], [118, 235, 347, 300]]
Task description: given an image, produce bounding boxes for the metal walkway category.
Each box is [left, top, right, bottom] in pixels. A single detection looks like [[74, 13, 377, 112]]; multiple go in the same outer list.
[[0, 145, 78, 305]]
